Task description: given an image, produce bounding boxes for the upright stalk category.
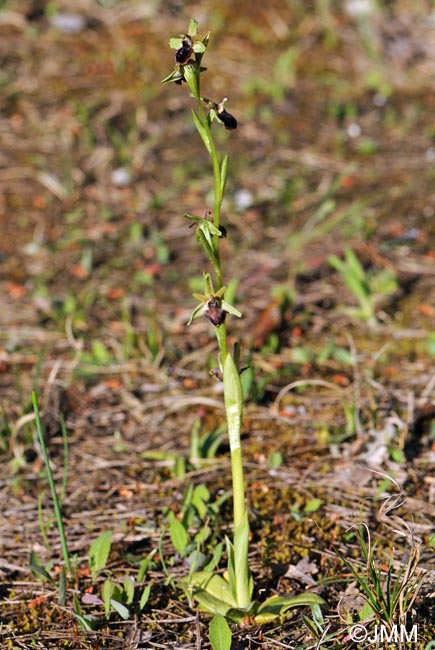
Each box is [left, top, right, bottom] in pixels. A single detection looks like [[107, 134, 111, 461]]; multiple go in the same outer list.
[[188, 70, 224, 288], [163, 21, 251, 609], [162, 22, 326, 621], [190, 70, 247, 545]]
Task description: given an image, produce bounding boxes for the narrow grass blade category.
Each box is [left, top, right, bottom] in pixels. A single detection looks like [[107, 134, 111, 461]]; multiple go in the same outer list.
[[32, 391, 71, 575]]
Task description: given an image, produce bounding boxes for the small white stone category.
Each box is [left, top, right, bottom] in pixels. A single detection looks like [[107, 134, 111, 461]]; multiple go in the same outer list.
[[49, 13, 86, 33], [373, 93, 387, 107], [347, 122, 362, 138], [111, 167, 133, 187], [344, 0, 374, 18], [234, 188, 254, 210]]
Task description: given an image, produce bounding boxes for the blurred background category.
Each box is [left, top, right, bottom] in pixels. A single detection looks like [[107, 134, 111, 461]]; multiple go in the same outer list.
[[1, 0, 434, 431]]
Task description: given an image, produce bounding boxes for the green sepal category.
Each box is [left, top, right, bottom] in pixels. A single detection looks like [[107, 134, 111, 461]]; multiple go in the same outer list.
[[161, 69, 185, 85], [184, 213, 222, 237], [169, 37, 184, 49], [187, 300, 208, 326], [203, 272, 216, 295], [184, 214, 221, 266], [187, 275, 241, 325], [188, 18, 198, 36], [221, 300, 242, 319]]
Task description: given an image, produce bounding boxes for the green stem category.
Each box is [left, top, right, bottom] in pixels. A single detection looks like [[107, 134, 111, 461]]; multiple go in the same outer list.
[[191, 76, 223, 287], [230, 446, 246, 531], [187, 58, 251, 606], [215, 322, 228, 363]]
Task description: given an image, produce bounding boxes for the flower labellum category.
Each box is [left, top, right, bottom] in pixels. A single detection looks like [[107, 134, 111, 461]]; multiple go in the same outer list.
[[205, 297, 227, 326], [216, 98, 237, 130], [217, 108, 237, 130], [175, 36, 194, 65]]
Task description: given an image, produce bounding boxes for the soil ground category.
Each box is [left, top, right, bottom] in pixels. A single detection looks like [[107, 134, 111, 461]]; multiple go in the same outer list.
[[1, 1, 435, 648]]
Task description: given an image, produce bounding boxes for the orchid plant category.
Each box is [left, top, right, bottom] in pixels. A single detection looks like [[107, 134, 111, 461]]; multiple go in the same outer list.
[[162, 19, 324, 624]]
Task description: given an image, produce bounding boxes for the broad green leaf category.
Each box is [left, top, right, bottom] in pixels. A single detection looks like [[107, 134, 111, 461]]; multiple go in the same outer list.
[[186, 548, 207, 570], [268, 450, 283, 468], [328, 254, 346, 273], [89, 531, 112, 579], [181, 481, 194, 516], [73, 592, 81, 616], [91, 339, 110, 363], [73, 593, 99, 631], [110, 598, 130, 620], [29, 550, 54, 584], [123, 575, 135, 605], [200, 428, 225, 459], [58, 566, 66, 606], [304, 498, 323, 513], [102, 579, 113, 617], [191, 484, 210, 519], [345, 248, 365, 281], [204, 542, 224, 572], [137, 549, 157, 582], [182, 571, 253, 622], [139, 584, 151, 611], [209, 614, 232, 650], [194, 527, 211, 545], [345, 273, 369, 301], [194, 588, 234, 618], [170, 517, 189, 556], [185, 572, 236, 607], [255, 593, 326, 624]]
